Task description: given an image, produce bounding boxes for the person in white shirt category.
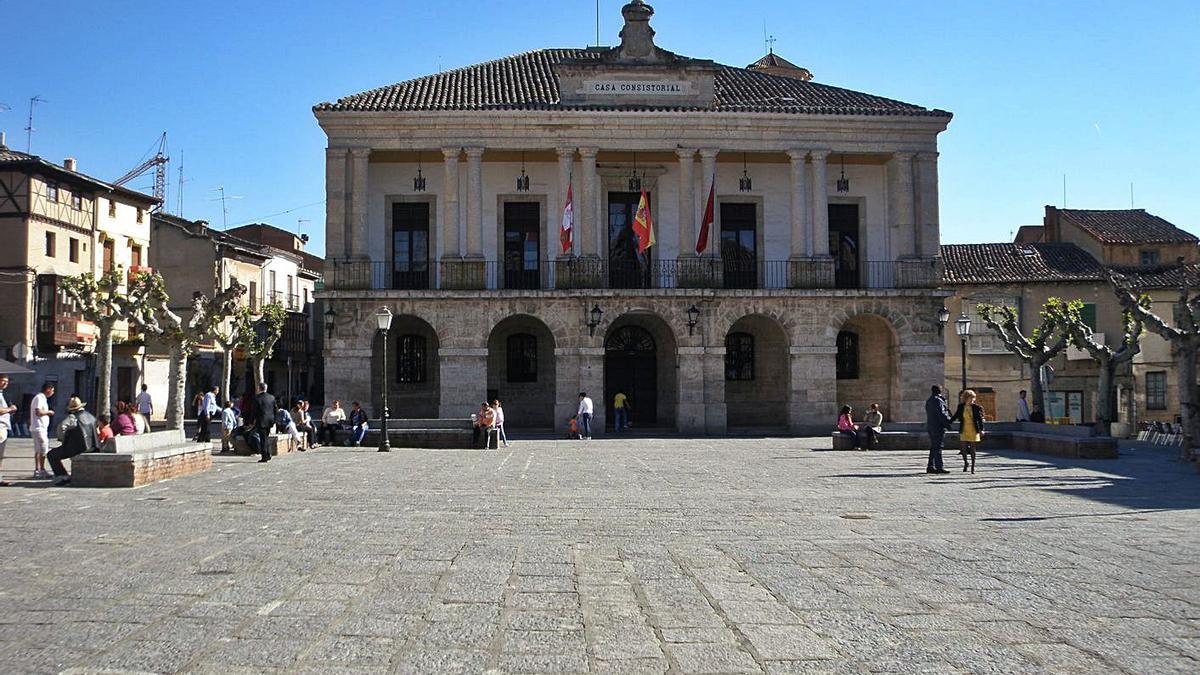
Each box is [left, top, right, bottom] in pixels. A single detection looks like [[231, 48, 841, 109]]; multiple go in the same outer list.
[[0, 374, 18, 486], [220, 400, 239, 453], [492, 399, 509, 447], [30, 382, 55, 479], [197, 386, 220, 443], [1016, 390, 1031, 423], [135, 384, 153, 418], [577, 392, 594, 440], [320, 400, 347, 446]]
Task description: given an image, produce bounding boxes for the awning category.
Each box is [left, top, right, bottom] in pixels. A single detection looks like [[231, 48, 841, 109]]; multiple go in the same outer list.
[[0, 359, 35, 375]]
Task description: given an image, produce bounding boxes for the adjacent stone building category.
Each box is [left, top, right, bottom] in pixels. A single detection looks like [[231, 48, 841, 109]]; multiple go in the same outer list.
[[315, 1, 952, 433]]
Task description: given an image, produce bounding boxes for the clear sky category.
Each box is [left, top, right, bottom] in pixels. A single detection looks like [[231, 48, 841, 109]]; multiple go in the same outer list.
[[4, 0, 1197, 254]]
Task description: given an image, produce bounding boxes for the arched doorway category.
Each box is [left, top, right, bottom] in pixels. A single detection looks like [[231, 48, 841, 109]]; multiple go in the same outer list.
[[373, 314, 440, 419], [605, 325, 657, 427], [724, 315, 789, 429], [834, 314, 898, 421], [486, 315, 557, 429]]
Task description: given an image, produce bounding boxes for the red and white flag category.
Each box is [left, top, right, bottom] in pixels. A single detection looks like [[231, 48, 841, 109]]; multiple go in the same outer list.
[[696, 173, 715, 254], [560, 178, 574, 254]]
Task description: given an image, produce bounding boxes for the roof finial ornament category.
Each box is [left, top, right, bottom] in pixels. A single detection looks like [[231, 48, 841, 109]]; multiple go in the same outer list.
[[618, 0, 657, 61]]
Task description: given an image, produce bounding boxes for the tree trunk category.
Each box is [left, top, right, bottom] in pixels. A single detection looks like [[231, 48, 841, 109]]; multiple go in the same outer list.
[[1030, 358, 1049, 419], [96, 322, 114, 417], [1179, 342, 1199, 461], [252, 356, 265, 391], [220, 348, 234, 404], [1094, 357, 1114, 436], [166, 343, 188, 431]]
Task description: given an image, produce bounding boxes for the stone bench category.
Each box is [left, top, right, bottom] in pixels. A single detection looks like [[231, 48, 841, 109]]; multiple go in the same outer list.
[[230, 430, 303, 457], [360, 418, 474, 449], [830, 423, 1117, 459], [72, 430, 212, 488]]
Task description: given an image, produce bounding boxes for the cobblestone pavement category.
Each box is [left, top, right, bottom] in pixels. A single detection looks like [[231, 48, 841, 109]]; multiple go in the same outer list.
[[0, 438, 1197, 674]]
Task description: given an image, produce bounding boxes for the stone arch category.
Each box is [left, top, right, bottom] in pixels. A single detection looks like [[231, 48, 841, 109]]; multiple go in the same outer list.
[[711, 303, 798, 346], [373, 313, 440, 419], [487, 314, 558, 429], [826, 301, 914, 343], [604, 311, 679, 429], [724, 314, 790, 429], [834, 313, 900, 422]]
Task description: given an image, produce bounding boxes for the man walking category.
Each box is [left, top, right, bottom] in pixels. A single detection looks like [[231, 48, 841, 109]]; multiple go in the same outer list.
[[245, 383, 277, 463], [135, 384, 154, 419], [925, 385, 952, 474], [577, 392, 594, 440], [1016, 390, 1031, 422], [197, 386, 219, 444], [48, 396, 97, 485], [0, 375, 17, 486], [31, 382, 55, 479]]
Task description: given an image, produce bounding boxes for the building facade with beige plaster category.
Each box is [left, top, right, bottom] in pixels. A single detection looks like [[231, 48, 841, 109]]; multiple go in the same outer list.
[[315, 1, 952, 433]]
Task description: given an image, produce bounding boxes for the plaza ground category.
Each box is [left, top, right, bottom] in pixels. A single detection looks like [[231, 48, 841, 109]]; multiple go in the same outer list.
[[0, 437, 1197, 674]]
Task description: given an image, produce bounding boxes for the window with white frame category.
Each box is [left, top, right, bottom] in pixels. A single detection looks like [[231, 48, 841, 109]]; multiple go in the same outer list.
[[963, 295, 1020, 355]]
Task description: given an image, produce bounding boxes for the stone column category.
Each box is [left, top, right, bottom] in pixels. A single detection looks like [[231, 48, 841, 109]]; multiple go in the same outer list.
[[441, 147, 461, 259], [809, 150, 830, 257], [348, 148, 371, 259], [915, 152, 940, 258], [464, 147, 485, 259], [676, 346, 706, 433], [676, 148, 697, 256], [554, 347, 581, 433], [701, 347, 727, 435], [555, 147, 575, 261], [788, 346, 837, 433], [438, 348, 488, 418], [899, 346, 943, 422], [887, 151, 916, 257], [579, 147, 598, 258], [324, 148, 349, 260], [699, 149, 719, 257], [787, 149, 810, 258]]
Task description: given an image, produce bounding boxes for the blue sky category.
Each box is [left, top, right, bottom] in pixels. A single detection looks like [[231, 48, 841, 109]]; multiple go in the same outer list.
[[4, 0, 1197, 254]]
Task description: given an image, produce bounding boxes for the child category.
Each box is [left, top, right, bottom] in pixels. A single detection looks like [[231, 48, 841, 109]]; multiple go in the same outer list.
[[97, 414, 115, 445], [220, 400, 238, 453], [567, 415, 581, 440]]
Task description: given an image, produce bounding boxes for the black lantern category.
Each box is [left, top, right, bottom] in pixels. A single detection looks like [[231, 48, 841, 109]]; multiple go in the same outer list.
[[956, 312, 971, 394], [587, 304, 604, 337], [686, 303, 701, 336], [516, 152, 531, 192], [323, 305, 337, 340], [937, 305, 950, 336], [628, 153, 642, 192], [739, 153, 752, 192], [836, 153, 850, 193], [413, 152, 427, 192]]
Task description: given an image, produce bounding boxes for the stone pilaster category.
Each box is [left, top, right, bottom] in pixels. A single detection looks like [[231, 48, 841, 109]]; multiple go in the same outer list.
[[788, 346, 837, 433], [579, 147, 598, 258], [554, 347, 581, 432], [898, 345, 943, 422], [324, 147, 349, 260], [699, 149, 719, 257], [787, 149, 809, 258], [887, 151, 916, 257], [809, 150, 830, 257], [438, 348, 487, 418], [676, 148, 697, 256], [348, 148, 371, 259], [555, 147, 575, 260], [701, 347, 727, 435], [441, 147, 461, 259], [676, 346, 706, 433], [464, 147, 484, 259], [915, 152, 940, 258]]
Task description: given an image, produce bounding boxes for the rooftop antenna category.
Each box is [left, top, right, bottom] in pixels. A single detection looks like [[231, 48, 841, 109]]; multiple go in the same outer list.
[[208, 187, 243, 229], [1130, 182, 1134, 209], [25, 95, 46, 153], [297, 218, 311, 236], [1062, 174, 1067, 208], [596, 0, 601, 47]]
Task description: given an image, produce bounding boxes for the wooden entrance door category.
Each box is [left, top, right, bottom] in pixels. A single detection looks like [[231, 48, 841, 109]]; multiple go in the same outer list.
[[604, 325, 657, 427]]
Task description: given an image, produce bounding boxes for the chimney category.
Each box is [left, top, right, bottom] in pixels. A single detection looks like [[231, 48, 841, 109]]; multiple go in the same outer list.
[[0, 131, 6, 149], [64, 158, 77, 172]]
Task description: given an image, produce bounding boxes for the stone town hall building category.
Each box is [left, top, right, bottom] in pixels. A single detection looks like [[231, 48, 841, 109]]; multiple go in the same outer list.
[[315, 1, 952, 434]]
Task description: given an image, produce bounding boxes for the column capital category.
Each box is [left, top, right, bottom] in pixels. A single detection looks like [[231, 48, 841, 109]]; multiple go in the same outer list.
[[578, 146, 599, 158], [463, 146, 485, 159], [786, 149, 809, 162], [698, 148, 720, 160], [348, 147, 371, 158], [890, 151, 916, 162], [675, 148, 697, 160], [809, 149, 831, 161], [441, 147, 461, 160], [556, 147, 576, 159], [916, 151, 939, 162], [326, 146, 350, 158]]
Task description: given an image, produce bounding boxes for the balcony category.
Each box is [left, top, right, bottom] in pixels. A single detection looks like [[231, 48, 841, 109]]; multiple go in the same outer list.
[[321, 258, 942, 292], [36, 274, 92, 351]]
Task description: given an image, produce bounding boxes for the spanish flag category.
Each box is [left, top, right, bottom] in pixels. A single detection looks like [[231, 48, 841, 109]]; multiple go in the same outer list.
[[632, 189, 655, 253]]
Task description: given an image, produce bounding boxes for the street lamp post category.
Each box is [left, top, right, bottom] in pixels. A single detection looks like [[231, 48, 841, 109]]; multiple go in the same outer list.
[[955, 312, 972, 395], [375, 306, 393, 452]]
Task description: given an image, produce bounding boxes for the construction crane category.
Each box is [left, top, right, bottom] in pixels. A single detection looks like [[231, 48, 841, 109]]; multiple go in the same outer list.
[[113, 132, 169, 212]]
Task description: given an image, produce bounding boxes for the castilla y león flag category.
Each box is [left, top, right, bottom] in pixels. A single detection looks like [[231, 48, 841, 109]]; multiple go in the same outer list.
[[560, 179, 574, 254], [696, 173, 715, 254], [632, 189, 655, 253]]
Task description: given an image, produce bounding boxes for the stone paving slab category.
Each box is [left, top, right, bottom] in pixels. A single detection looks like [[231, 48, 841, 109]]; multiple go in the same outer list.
[[1, 438, 1198, 673]]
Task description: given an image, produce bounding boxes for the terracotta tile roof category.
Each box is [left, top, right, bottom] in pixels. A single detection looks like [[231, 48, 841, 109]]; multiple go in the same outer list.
[[747, 52, 803, 70], [0, 143, 158, 204], [314, 49, 950, 118], [941, 243, 1102, 285], [1111, 262, 1200, 289], [1060, 209, 1196, 244]]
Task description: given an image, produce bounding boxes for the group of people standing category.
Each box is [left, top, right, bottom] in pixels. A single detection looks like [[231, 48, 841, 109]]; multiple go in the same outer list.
[[473, 399, 508, 448]]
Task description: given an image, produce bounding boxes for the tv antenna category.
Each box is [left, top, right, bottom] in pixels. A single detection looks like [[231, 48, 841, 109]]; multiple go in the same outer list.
[[297, 218, 311, 236], [208, 187, 243, 229], [25, 96, 46, 152], [176, 149, 195, 216], [595, 0, 601, 46]]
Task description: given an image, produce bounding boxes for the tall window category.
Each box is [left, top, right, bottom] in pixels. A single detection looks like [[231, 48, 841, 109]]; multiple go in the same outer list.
[[269, 270, 277, 303], [72, 192, 83, 210], [136, 208, 144, 223], [724, 332, 754, 381], [503, 202, 540, 289], [45, 232, 56, 257], [108, 199, 117, 218], [506, 333, 538, 382], [720, 203, 757, 289], [836, 330, 860, 380], [392, 202, 430, 290], [397, 334, 427, 383], [47, 182, 59, 202], [68, 237, 79, 263], [608, 191, 651, 289], [130, 244, 142, 269], [102, 239, 115, 272], [249, 281, 259, 310], [1146, 372, 1167, 410]]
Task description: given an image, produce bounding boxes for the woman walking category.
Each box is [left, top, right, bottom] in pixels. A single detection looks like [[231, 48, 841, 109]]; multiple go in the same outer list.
[[950, 389, 985, 473]]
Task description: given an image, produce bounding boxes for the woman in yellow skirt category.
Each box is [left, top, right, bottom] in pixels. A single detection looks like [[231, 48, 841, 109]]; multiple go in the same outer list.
[[950, 389, 986, 474]]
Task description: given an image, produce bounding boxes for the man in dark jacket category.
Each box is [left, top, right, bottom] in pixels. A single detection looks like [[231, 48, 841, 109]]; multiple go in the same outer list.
[[244, 383, 277, 463], [49, 396, 97, 485], [924, 385, 952, 474]]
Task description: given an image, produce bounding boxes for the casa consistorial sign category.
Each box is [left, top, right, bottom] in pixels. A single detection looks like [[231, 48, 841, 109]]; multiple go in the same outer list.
[[582, 79, 694, 96]]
